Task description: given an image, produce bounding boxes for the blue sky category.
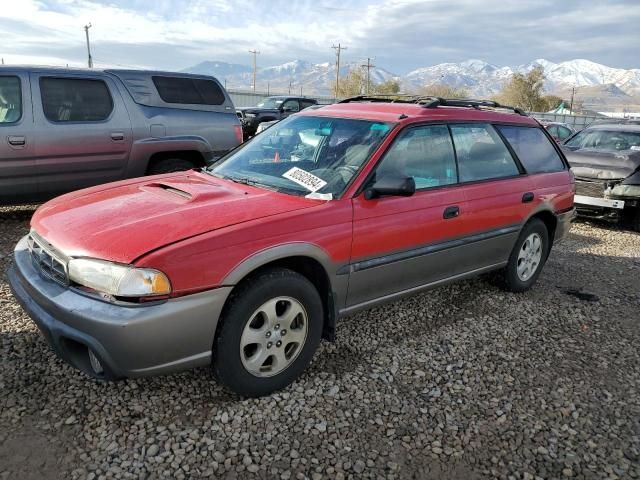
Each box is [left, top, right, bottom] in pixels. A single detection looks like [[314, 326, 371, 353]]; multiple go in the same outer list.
[[1, 0, 639, 73]]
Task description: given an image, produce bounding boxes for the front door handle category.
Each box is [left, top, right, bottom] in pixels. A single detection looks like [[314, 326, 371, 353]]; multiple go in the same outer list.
[[522, 192, 534, 203], [110, 132, 125, 141], [8, 135, 26, 146], [443, 205, 460, 219]]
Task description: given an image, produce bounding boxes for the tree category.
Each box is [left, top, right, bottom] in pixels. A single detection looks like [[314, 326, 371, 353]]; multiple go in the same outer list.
[[494, 65, 548, 111], [331, 68, 400, 97], [538, 95, 564, 112], [418, 83, 468, 99]]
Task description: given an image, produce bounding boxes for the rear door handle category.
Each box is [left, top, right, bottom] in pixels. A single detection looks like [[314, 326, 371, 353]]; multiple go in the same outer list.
[[8, 135, 26, 146], [443, 205, 460, 219], [522, 192, 534, 203], [110, 132, 125, 141]]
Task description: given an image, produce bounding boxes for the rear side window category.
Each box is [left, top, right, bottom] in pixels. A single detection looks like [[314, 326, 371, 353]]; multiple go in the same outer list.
[[497, 125, 565, 173], [0, 76, 22, 124], [40, 77, 113, 122], [300, 100, 316, 109], [450, 124, 520, 182], [152, 76, 225, 105]]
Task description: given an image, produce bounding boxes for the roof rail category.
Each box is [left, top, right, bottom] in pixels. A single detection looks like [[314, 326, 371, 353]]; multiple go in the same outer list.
[[338, 95, 527, 116]]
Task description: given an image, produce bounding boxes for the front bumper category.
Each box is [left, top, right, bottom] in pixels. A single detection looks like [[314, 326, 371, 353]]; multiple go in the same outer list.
[[8, 236, 232, 379]]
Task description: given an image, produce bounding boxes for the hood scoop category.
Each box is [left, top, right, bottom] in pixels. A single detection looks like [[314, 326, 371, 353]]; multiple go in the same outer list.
[[146, 183, 193, 200]]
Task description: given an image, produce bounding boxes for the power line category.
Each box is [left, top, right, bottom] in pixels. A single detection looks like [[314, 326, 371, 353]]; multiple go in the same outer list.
[[331, 43, 347, 96], [361, 57, 376, 94], [249, 49, 260, 92], [84, 23, 93, 68]]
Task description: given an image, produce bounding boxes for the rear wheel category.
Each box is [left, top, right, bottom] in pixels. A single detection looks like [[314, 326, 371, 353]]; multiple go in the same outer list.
[[148, 158, 197, 175], [213, 268, 323, 397], [623, 207, 640, 233], [498, 219, 549, 292]]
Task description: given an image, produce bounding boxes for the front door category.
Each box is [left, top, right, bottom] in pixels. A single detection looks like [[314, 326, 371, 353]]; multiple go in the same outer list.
[[348, 124, 471, 308], [0, 72, 37, 204], [30, 72, 132, 198]]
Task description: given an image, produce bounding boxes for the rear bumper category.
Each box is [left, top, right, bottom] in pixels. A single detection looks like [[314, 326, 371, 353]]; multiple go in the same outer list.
[[8, 236, 232, 379], [554, 208, 576, 243]]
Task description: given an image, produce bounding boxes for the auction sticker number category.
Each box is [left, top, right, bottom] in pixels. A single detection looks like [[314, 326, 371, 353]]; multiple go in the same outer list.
[[283, 167, 327, 192]]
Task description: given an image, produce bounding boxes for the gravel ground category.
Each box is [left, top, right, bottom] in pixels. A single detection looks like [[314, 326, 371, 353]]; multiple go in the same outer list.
[[1, 205, 639, 480]]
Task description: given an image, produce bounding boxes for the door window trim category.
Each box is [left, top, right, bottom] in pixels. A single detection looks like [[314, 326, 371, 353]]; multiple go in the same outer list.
[[0, 75, 23, 125]]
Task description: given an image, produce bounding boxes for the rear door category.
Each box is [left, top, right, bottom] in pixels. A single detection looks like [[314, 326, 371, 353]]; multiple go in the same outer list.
[[30, 72, 132, 198], [0, 72, 37, 204], [447, 123, 533, 266]]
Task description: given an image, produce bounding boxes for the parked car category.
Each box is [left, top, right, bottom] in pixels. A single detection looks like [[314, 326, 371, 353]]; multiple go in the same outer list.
[[562, 122, 640, 230], [236, 96, 318, 138], [0, 66, 242, 205], [541, 121, 575, 143], [9, 97, 574, 397]]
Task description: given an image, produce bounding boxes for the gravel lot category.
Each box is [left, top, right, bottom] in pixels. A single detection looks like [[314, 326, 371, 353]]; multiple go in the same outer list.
[[1, 205, 639, 480]]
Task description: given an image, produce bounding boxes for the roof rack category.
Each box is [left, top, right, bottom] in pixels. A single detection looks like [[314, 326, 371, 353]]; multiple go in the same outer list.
[[338, 95, 528, 116]]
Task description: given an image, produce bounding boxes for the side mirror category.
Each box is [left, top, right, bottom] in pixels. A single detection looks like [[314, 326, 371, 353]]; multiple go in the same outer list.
[[364, 175, 416, 200]]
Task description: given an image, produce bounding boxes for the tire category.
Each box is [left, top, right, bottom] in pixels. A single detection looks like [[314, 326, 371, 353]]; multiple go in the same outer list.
[[213, 268, 323, 397], [498, 219, 550, 293], [147, 158, 197, 175], [623, 207, 640, 233]]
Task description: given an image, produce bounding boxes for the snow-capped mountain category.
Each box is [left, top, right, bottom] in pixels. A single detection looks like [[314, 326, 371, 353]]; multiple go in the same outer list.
[[183, 58, 640, 101], [403, 59, 640, 97], [183, 60, 398, 94]]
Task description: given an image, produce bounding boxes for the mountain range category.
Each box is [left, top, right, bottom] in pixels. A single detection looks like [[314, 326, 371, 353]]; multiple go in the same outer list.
[[183, 58, 640, 111]]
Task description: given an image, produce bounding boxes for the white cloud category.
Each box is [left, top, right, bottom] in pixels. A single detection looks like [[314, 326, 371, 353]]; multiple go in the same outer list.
[[0, 0, 638, 72]]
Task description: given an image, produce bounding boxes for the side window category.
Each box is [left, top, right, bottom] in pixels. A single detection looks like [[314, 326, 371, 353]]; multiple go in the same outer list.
[[300, 100, 316, 109], [546, 125, 558, 137], [450, 124, 519, 182], [558, 126, 572, 140], [0, 76, 22, 124], [282, 100, 300, 112], [152, 76, 225, 105], [40, 77, 113, 122], [497, 125, 565, 173], [375, 125, 457, 189]]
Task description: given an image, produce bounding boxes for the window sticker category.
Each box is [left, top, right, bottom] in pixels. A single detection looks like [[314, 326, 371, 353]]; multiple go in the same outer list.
[[305, 192, 333, 200], [282, 167, 327, 192]]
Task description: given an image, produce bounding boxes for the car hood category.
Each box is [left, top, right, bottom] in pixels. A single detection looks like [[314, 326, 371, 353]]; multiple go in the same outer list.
[[31, 172, 318, 264], [237, 107, 279, 115], [563, 148, 640, 180]]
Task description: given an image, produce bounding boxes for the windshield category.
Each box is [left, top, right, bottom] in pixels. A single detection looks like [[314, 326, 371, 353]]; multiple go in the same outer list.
[[565, 129, 640, 151], [209, 115, 393, 198], [256, 97, 285, 109]]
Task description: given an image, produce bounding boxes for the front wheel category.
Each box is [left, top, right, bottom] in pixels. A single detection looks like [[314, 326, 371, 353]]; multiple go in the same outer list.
[[498, 219, 549, 293], [213, 268, 323, 397]]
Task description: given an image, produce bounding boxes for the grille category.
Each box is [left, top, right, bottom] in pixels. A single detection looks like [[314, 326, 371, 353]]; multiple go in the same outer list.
[[27, 233, 69, 286], [575, 180, 606, 198]]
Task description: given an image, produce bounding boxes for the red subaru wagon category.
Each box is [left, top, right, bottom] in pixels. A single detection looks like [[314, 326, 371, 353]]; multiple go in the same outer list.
[[9, 97, 575, 397]]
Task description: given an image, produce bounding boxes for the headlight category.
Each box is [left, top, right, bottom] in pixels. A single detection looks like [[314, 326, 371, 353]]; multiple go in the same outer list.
[[611, 184, 640, 197], [68, 258, 171, 298]]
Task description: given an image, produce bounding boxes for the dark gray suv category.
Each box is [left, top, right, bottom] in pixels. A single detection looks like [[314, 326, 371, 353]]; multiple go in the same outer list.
[[0, 67, 242, 205]]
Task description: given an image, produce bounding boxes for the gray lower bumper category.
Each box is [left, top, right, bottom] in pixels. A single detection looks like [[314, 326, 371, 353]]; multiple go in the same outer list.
[[554, 208, 576, 244], [8, 237, 232, 379]]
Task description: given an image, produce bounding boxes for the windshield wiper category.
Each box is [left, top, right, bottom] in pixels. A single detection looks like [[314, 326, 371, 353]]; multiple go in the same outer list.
[[224, 175, 280, 192]]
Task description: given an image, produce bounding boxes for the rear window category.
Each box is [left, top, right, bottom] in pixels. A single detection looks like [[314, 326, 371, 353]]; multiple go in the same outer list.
[[0, 76, 21, 124], [497, 125, 565, 173], [152, 76, 225, 105], [40, 77, 113, 122]]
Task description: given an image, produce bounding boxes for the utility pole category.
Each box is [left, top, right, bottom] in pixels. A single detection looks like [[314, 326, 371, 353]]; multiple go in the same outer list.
[[289, 80, 293, 94], [361, 57, 376, 94], [569, 86, 576, 115], [249, 49, 260, 92], [84, 23, 93, 68], [331, 43, 347, 96]]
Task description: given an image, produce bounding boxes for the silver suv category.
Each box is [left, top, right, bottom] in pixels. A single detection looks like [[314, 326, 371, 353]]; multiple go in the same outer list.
[[0, 66, 242, 205]]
